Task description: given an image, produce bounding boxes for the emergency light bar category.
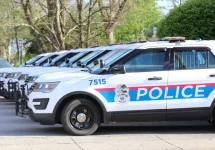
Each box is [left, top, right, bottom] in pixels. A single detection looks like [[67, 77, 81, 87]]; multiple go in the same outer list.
[[162, 37, 185, 42]]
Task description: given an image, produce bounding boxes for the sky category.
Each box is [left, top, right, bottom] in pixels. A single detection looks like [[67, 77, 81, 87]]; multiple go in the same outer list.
[[156, 0, 174, 15]]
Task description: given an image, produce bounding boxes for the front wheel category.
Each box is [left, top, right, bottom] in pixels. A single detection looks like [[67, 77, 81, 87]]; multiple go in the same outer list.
[[61, 99, 100, 136]]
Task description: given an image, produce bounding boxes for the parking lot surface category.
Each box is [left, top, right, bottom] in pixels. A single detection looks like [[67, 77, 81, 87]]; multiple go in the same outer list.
[[1, 98, 215, 150]]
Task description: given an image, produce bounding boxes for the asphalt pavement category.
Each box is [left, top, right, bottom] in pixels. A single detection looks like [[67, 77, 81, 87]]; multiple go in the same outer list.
[[1, 97, 215, 150]]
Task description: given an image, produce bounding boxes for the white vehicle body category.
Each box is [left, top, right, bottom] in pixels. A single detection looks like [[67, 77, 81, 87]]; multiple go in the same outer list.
[[26, 40, 215, 135]]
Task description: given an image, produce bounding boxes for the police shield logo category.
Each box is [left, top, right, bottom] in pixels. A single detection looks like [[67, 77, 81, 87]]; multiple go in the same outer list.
[[114, 84, 130, 104]]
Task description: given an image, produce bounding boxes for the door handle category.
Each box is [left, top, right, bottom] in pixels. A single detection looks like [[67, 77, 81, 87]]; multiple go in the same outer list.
[[209, 74, 215, 77], [148, 77, 162, 80]]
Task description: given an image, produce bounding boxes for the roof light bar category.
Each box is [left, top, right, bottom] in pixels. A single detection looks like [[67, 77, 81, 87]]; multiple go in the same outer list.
[[162, 37, 185, 41]]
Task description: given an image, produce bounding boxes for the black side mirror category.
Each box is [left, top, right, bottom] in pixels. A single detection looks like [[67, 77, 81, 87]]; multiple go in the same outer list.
[[25, 61, 27, 66], [81, 64, 86, 68], [112, 65, 126, 74], [32, 62, 35, 66], [100, 59, 105, 68], [65, 59, 69, 64], [93, 60, 99, 66], [76, 60, 82, 66]]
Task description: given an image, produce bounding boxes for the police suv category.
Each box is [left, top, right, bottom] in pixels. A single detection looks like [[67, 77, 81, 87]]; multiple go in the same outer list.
[[26, 38, 215, 135]]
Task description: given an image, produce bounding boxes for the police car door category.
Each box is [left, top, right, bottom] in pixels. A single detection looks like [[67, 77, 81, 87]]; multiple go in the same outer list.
[[167, 46, 215, 121], [101, 48, 169, 122]]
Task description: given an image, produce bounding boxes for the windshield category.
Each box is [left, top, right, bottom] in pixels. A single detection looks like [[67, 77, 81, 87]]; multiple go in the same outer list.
[[0, 59, 12, 68], [90, 49, 133, 74], [87, 50, 120, 69], [72, 50, 105, 67], [35, 54, 58, 65], [51, 52, 69, 63], [60, 51, 89, 67], [26, 55, 43, 64]]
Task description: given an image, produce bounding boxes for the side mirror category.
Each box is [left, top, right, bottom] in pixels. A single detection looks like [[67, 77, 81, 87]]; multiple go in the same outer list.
[[112, 65, 126, 74], [100, 59, 105, 68], [32, 62, 35, 66], [81, 64, 86, 68], [48, 58, 52, 64], [93, 60, 99, 66], [25, 61, 27, 66], [65, 59, 69, 64], [76, 60, 82, 66]]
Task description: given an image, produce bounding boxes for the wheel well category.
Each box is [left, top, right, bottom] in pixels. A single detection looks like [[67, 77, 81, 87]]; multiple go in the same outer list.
[[55, 94, 105, 124], [212, 105, 215, 119]]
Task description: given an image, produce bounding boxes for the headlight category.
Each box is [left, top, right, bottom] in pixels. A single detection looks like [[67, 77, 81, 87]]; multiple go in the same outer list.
[[29, 76, 38, 83], [18, 74, 29, 80], [32, 82, 59, 93], [3, 73, 8, 78], [13, 72, 22, 79]]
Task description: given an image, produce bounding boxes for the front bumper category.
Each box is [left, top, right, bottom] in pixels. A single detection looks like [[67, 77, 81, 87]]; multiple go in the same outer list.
[[29, 109, 55, 125]]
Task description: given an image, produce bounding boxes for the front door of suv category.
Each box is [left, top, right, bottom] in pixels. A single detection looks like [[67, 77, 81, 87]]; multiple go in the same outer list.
[[167, 47, 215, 121], [98, 48, 169, 122]]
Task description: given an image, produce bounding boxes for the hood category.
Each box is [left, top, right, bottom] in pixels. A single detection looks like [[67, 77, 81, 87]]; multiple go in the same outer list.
[[28, 67, 70, 76], [36, 71, 91, 82], [29, 68, 85, 76]]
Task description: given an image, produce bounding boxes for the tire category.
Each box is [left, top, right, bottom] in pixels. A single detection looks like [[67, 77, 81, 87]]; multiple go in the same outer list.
[[3, 96, 10, 100], [61, 98, 100, 136], [209, 118, 215, 125]]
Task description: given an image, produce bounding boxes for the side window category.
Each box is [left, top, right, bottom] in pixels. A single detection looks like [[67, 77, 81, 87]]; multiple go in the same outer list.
[[208, 51, 215, 68], [50, 54, 58, 59], [173, 47, 215, 70], [123, 49, 166, 72]]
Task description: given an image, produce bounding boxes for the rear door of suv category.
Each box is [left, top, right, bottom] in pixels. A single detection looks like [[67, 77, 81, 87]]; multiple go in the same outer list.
[[167, 46, 215, 121]]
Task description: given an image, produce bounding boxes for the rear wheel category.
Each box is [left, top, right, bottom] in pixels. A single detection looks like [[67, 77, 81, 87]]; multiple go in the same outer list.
[[3, 96, 10, 100], [61, 99, 100, 136]]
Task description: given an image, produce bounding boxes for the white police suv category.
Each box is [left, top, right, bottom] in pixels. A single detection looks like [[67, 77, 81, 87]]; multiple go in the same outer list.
[[26, 38, 215, 135]]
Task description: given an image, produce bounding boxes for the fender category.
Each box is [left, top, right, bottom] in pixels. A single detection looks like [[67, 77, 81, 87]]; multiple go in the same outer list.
[[52, 91, 111, 123]]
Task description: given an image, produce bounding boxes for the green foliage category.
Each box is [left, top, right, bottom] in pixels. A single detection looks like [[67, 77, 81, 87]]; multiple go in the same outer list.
[[115, 0, 162, 42], [157, 0, 215, 40]]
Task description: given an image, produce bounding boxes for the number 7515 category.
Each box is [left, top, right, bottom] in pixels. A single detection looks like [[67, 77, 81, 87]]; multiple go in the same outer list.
[[89, 79, 106, 85]]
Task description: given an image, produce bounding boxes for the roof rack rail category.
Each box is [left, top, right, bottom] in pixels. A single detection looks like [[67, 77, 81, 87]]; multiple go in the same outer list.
[[124, 41, 147, 44], [109, 43, 121, 46], [90, 46, 99, 48]]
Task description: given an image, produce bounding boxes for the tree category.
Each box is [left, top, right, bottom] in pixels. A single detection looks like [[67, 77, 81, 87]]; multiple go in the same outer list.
[[98, 0, 128, 44], [115, 0, 161, 42], [157, 0, 215, 40]]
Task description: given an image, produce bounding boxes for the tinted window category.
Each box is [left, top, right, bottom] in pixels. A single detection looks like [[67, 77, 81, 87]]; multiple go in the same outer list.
[[26, 55, 43, 64], [123, 49, 166, 72], [60, 51, 89, 67], [173, 48, 208, 70], [0, 59, 12, 68], [91, 49, 133, 74], [208, 51, 215, 68]]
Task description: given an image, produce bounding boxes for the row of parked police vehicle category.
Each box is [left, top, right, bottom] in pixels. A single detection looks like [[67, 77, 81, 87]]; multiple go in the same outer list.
[[1, 37, 215, 135]]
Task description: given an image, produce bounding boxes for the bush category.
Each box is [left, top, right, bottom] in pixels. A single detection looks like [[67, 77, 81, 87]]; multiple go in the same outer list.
[[157, 0, 215, 40]]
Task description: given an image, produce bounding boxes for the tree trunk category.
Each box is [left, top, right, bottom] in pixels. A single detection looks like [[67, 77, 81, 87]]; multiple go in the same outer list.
[[107, 27, 114, 44], [77, 0, 83, 48], [98, 0, 128, 45], [85, 0, 93, 47], [54, 0, 65, 50], [21, 0, 47, 52]]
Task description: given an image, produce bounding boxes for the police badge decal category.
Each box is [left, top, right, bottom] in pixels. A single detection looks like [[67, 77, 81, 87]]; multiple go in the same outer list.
[[114, 84, 130, 104]]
